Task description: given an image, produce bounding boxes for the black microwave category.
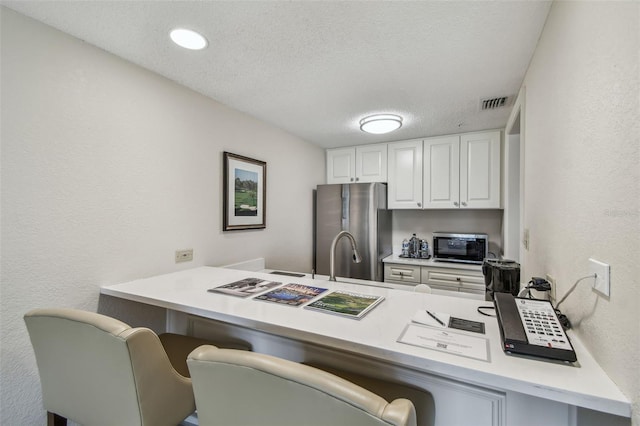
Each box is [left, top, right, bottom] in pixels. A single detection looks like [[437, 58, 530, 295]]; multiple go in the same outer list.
[[432, 232, 488, 264]]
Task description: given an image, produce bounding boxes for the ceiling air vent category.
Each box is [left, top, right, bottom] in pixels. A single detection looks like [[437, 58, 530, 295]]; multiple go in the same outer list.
[[480, 96, 511, 111]]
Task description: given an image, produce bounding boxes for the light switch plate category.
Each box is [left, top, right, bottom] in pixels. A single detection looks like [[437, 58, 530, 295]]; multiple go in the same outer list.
[[589, 258, 610, 297], [523, 228, 530, 250], [175, 249, 194, 263]]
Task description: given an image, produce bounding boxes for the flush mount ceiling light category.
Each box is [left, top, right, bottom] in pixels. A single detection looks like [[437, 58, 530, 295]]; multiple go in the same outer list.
[[170, 28, 208, 50], [359, 114, 403, 134]]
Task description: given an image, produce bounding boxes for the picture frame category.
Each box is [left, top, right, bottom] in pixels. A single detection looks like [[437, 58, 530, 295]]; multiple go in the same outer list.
[[223, 152, 266, 231]]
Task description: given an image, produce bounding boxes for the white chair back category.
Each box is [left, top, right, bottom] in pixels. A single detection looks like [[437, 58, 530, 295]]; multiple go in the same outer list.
[[414, 284, 433, 293], [24, 308, 195, 426], [187, 346, 417, 426]]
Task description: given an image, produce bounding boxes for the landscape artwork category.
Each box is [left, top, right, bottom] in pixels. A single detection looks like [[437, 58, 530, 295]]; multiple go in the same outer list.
[[234, 169, 258, 216], [223, 152, 266, 231]]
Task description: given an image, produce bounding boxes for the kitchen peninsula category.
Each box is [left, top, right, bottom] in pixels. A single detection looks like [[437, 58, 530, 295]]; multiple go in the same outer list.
[[101, 266, 630, 426]]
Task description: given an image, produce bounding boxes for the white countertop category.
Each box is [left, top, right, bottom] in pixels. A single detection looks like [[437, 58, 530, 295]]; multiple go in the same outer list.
[[101, 266, 630, 418], [383, 254, 483, 271]]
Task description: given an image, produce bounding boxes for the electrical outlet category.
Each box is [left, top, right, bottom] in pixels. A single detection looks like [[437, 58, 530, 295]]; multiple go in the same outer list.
[[546, 274, 556, 302], [523, 228, 530, 250], [589, 258, 610, 297], [175, 249, 193, 263]]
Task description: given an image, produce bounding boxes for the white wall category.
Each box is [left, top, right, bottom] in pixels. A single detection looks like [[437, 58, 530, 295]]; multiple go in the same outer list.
[[520, 2, 639, 424], [0, 8, 324, 425]]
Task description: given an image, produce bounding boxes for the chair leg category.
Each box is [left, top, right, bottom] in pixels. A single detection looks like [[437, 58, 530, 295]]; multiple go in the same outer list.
[[47, 412, 67, 426]]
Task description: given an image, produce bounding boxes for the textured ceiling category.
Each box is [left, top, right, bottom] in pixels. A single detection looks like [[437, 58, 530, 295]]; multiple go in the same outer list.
[[2, 1, 551, 148]]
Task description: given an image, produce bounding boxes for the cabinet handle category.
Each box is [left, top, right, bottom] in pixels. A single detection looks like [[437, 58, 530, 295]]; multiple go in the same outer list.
[[417, 202, 422, 207], [461, 201, 467, 207], [355, 177, 359, 182], [453, 201, 459, 207], [456, 277, 461, 281], [391, 268, 413, 278], [350, 178, 354, 182]]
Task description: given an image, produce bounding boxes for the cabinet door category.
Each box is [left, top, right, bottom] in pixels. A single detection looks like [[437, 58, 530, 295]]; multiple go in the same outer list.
[[423, 267, 485, 291], [423, 136, 460, 208], [356, 144, 387, 183], [460, 131, 501, 208], [326, 148, 355, 184], [387, 140, 423, 209], [384, 263, 421, 285]]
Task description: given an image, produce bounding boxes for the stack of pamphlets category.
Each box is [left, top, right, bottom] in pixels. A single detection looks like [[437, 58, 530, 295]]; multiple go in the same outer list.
[[208, 278, 385, 320]]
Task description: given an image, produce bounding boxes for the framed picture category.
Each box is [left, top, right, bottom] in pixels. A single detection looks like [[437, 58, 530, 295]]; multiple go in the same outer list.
[[223, 152, 266, 231]]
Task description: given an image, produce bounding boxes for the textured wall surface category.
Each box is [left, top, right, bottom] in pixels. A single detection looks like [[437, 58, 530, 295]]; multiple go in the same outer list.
[[0, 8, 323, 425], [1, 1, 552, 148], [521, 2, 639, 424]]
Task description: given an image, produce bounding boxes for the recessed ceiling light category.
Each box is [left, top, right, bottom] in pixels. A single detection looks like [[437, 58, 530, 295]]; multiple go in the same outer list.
[[170, 28, 208, 50], [359, 114, 403, 134]]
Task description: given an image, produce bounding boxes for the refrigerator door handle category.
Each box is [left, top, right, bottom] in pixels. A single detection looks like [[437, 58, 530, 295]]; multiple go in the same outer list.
[[341, 184, 350, 227]]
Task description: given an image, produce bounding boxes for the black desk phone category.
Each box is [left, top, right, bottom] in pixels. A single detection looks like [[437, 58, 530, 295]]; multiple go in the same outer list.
[[494, 293, 577, 362]]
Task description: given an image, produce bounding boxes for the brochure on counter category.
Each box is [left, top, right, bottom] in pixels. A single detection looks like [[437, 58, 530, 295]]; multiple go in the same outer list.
[[305, 290, 384, 319], [208, 277, 282, 298], [400, 309, 489, 361], [398, 323, 490, 362], [253, 283, 328, 306]]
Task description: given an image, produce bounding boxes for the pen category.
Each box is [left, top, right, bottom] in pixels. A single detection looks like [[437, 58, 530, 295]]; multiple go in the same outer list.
[[426, 310, 446, 327]]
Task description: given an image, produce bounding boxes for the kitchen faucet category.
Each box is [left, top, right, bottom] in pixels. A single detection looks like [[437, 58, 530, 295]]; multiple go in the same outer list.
[[329, 231, 362, 282]]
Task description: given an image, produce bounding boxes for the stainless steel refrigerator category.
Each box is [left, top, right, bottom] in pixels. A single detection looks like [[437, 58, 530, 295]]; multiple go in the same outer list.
[[314, 183, 391, 282]]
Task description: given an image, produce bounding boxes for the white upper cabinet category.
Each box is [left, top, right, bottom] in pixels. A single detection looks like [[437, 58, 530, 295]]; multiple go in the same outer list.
[[326, 147, 355, 184], [460, 131, 501, 208], [387, 139, 423, 209], [424, 131, 501, 209], [326, 144, 387, 184], [423, 135, 460, 208], [327, 130, 501, 209], [356, 144, 388, 183]]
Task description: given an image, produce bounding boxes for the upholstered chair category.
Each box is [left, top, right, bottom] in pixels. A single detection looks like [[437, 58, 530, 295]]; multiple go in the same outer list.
[[158, 332, 249, 378], [24, 308, 204, 426], [187, 346, 417, 426], [413, 283, 433, 293]]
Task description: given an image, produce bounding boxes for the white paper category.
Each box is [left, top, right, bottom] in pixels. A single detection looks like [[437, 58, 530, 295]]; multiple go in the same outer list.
[[398, 323, 489, 362], [412, 310, 450, 328]]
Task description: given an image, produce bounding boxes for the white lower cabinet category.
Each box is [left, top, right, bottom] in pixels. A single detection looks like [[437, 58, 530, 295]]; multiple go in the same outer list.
[[422, 266, 485, 295], [385, 262, 485, 297], [383, 263, 421, 285]]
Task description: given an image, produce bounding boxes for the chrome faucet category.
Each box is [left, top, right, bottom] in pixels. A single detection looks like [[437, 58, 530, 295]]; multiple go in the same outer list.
[[329, 231, 362, 282]]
